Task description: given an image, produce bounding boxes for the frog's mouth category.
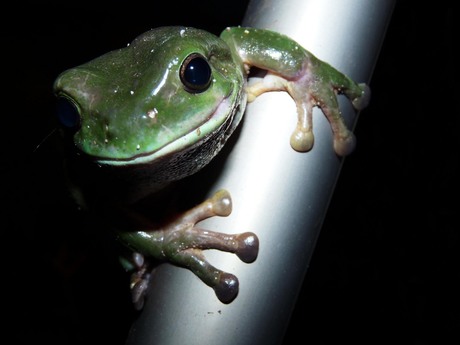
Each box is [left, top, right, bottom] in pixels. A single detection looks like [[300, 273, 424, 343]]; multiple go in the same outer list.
[[96, 86, 245, 166]]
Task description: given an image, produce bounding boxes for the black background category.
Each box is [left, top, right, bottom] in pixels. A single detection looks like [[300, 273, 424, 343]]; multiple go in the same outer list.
[[3, 1, 458, 344]]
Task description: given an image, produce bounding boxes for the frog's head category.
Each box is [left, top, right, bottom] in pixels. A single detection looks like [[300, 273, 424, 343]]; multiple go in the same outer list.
[[54, 26, 245, 176]]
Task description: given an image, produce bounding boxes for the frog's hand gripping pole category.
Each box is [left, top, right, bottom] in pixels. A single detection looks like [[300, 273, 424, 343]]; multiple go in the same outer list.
[[125, 1, 395, 344]]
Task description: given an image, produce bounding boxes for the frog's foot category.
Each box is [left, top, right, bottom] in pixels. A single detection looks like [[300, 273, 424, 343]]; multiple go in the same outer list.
[[289, 78, 371, 156], [246, 72, 370, 156], [163, 190, 259, 303], [122, 190, 259, 304]]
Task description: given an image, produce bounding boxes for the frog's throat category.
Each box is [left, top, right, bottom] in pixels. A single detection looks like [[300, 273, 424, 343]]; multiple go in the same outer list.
[[96, 90, 245, 166]]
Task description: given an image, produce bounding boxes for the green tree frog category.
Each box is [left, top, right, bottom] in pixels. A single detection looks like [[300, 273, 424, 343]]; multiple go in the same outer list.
[[53, 26, 370, 308]]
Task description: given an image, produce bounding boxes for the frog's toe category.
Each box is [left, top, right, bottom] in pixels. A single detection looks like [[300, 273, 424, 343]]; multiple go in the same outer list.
[[290, 127, 314, 152], [333, 131, 356, 156], [130, 267, 151, 310], [210, 189, 232, 217], [131, 278, 149, 310], [352, 83, 371, 110], [235, 232, 259, 263], [125, 252, 152, 310], [213, 273, 239, 304]]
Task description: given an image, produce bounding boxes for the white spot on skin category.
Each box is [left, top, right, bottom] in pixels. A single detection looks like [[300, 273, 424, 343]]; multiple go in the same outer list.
[[268, 49, 282, 61], [146, 108, 158, 122], [169, 57, 179, 67]]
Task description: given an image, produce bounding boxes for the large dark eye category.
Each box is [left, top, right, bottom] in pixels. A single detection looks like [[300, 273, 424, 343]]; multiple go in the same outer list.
[[180, 53, 212, 93], [56, 96, 81, 131]]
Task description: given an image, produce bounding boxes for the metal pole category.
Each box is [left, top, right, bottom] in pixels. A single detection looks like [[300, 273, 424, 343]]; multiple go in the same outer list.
[[125, 1, 395, 344]]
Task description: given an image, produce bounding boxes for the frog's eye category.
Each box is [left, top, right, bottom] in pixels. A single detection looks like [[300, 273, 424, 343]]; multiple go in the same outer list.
[[180, 53, 212, 93], [56, 96, 81, 131]]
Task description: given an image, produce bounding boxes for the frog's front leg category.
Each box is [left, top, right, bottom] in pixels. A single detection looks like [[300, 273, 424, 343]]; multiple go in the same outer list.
[[221, 27, 370, 156], [118, 190, 259, 307]]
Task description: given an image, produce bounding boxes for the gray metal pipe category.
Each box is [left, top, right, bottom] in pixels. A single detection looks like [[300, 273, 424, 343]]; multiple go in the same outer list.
[[125, 0, 395, 344]]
